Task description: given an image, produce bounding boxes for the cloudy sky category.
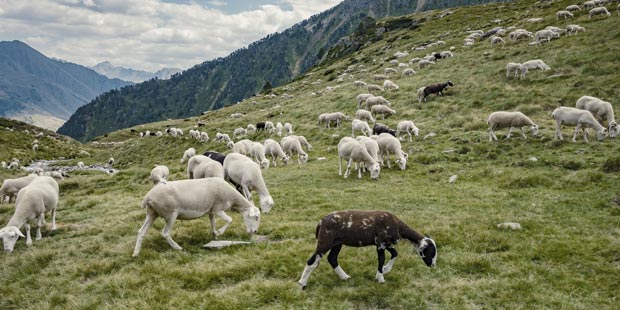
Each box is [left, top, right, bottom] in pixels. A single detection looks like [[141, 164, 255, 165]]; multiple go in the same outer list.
[[0, 0, 342, 72]]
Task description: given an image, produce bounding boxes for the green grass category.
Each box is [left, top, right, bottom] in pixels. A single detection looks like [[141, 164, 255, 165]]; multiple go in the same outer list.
[[2, 0, 620, 308]]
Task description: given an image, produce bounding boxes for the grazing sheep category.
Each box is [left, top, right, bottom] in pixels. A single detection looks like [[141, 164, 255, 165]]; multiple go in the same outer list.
[[276, 122, 284, 137], [535, 29, 560, 44], [230, 112, 244, 118], [402, 68, 416, 77], [249, 142, 270, 169], [371, 105, 396, 120], [566, 4, 581, 12], [552, 107, 608, 142], [367, 84, 384, 92], [353, 80, 367, 88], [264, 139, 290, 167], [545, 26, 566, 36], [439, 51, 453, 58], [566, 24, 585, 36], [223, 153, 274, 213], [256, 122, 266, 131], [0, 174, 37, 204], [233, 127, 247, 139], [107, 158, 115, 166], [419, 80, 454, 102], [281, 136, 308, 164], [487, 111, 539, 141], [0, 176, 58, 252], [418, 59, 435, 69], [247, 124, 257, 133], [576, 96, 620, 138], [150, 165, 170, 185], [44, 171, 65, 180], [337, 137, 380, 180], [181, 147, 196, 163], [365, 96, 391, 110], [373, 123, 396, 136], [232, 139, 253, 155], [508, 29, 533, 41], [506, 62, 526, 79], [377, 133, 408, 170], [589, 7, 611, 18], [200, 131, 209, 142], [384, 68, 398, 75], [284, 123, 294, 136], [132, 177, 261, 256], [265, 121, 275, 133], [324, 112, 348, 128], [396, 121, 420, 142], [188, 155, 212, 179], [32, 144, 38, 151], [290, 135, 313, 151], [351, 119, 372, 137], [584, 0, 596, 9], [193, 160, 225, 179], [298, 210, 437, 288], [373, 74, 390, 81], [383, 80, 399, 91], [490, 36, 505, 45], [203, 151, 227, 166], [521, 59, 551, 77], [556, 10, 574, 20], [356, 93, 374, 108], [355, 109, 375, 124]]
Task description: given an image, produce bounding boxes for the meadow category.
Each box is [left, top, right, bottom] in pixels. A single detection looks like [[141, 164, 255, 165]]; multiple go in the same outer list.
[[1, 0, 620, 308]]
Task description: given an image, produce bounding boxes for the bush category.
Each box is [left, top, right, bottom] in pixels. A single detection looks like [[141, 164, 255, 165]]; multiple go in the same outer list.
[[602, 156, 620, 173]]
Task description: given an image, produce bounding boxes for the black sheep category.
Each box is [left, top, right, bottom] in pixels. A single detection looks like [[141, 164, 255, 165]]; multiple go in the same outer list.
[[420, 80, 454, 102], [256, 122, 266, 131], [373, 123, 396, 136]]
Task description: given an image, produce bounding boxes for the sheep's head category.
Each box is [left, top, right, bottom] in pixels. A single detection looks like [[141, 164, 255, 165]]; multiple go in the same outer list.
[[531, 124, 539, 136], [413, 127, 420, 137], [396, 155, 407, 171], [226, 141, 234, 149], [416, 236, 437, 267], [300, 153, 309, 164], [597, 128, 609, 141], [242, 205, 261, 234], [609, 122, 619, 138], [446, 80, 454, 87], [0, 227, 24, 253], [259, 195, 274, 214], [260, 159, 270, 169], [369, 163, 381, 180], [282, 156, 290, 166]]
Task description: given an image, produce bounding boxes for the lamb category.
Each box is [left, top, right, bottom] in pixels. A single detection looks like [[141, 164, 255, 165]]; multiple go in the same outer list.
[[355, 109, 375, 124], [383, 80, 399, 91], [419, 80, 454, 102], [396, 121, 420, 142], [521, 59, 551, 77], [566, 24, 585, 36], [217, 133, 231, 143], [556, 10, 574, 20], [223, 153, 274, 213], [356, 93, 374, 108], [370, 105, 396, 120], [402, 68, 416, 77], [0, 176, 58, 252], [283, 123, 294, 136], [249, 142, 270, 169], [377, 133, 408, 170], [132, 177, 261, 256], [566, 4, 581, 12], [365, 96, 391, 110], [576, 96, 620, 138], [351, 119, 372, 137], [324, 112, 348, 128], [150, 165, 170, 185], [233, 127, 247, 139], [487, 111, 539, 141], [418, 59, 435, 69], [298, 210, 437, 288], [264, 139, 290, 167], [373, 123, 396, 136], [180, 147, 196, 163], [589, 7, 611, 18], [535, 29, 560, 44], [506, 62, 526, 79], [281, 136, 308, 164], [337, 137, 380, 180], [0, 174, 37, 204], [552, 107, 608, 142]]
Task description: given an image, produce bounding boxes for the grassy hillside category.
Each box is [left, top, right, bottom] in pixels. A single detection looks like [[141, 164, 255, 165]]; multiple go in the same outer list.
[[2, 0, 620, 308]]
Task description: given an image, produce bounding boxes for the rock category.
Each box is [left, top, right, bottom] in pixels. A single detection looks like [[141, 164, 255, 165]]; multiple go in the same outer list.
[[497, 222, 522, 230]]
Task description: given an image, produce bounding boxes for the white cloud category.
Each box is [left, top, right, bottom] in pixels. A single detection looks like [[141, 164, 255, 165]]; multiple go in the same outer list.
[[0, 0, 342, 72]]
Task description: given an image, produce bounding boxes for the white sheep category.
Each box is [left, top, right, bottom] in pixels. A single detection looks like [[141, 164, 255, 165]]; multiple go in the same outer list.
[[383, 80, 399, 91], [324, 112, 348, 128], [264, 139, 290, 167], [356, 93, 374, 108], [264, 121, 275, 133], [0, 174, 37, 204], [355, 136, 380, 165], [353, 80, 367, 88], [367, 84, 384, 92], [0, 176, 58, 252], [351, 119, 372, 137], [487, 111, 539, 141], [281, 136, 308, 165], [233, 127, 247, 139], [373, 74, 389, 81], [193, 159, 224, 179], [337, 137, 380, 180], [231, 139, 253, 155], [249, 142, 270, 169], [187, 155, 215, 179], [276, 122, 284, 137], [589, 7, 611, 18], [150, 165, 170, 185], [402, 68, 416, 77], [556, 10, 574, 20], [377, 133, 408, 170], [576, 96, 620, 138], [365, 96, 390, 110], [371, 105, 396, 120], [290, 135, 313, 151], [440, 51, 453, 58], [44, 171, 65, 180], [521, 59, 551, 77], [284, 123, 294, 136], [506, 62, 525, 79], [552, 107, 608, 142], [584, 0, 596, 9], [396, 121, 420, 142], [200, 131, 209, 142], [490, 36, 505, 45], [355, 109, 375, 124], [132, 177, 261, 256], [535, 29, 560, 44], [223, 153, 274, 213], [566, 4, 581, 11], [566, 24, 585, 36], [418, 59, 435, 69], [247, 124, 257, 133], [180, 147, 196, 163], [384, 68, 398, 75]]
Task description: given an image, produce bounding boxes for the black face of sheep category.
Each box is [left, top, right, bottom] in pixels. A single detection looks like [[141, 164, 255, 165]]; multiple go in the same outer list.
[[417, 236, 437, 267]]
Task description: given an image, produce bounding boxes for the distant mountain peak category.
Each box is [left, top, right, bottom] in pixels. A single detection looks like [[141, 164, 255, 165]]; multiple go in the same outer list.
[[90, 62, 181, 83]]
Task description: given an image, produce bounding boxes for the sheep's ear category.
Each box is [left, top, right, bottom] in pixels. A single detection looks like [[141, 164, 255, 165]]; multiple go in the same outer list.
[[14, 228, 25, 238]]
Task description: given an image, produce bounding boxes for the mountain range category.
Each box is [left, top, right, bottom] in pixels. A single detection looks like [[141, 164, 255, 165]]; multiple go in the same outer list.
[[90, 61, 182, 83], [0, 40, 132, 130], [58, 0, 511, 142]]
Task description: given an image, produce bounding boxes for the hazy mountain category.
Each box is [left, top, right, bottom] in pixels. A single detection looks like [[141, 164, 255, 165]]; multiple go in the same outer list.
[[0, 40, 132, 130], [58, 0, 511, 142], [90, 61, 182, 83]]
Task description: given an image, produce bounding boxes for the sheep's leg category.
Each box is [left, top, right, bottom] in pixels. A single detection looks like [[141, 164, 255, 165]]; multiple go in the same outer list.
[[344, 158, 353, 178], [132, 208, 158, 256], [209, 213, 218, 238], [36, 213, 44, 240], [298, 253, 322, 289], [408, 131, 412, 142], [572, 123, 581, 143], [338, 156, 343, 176], [506, 127, 514, 139], [386, 152, 392, 169], [520, 127, 527, 139], [25, 223, 32, 246], [161, 212, 182, 251], [376, 247, 386, 283], [328, 244, 350, 280], [51, 205, 57, 230], [382, 247, 398, 274], [214, 210, 233, 237], [555, 121, 564, 140], [357, 163, 363, 179]]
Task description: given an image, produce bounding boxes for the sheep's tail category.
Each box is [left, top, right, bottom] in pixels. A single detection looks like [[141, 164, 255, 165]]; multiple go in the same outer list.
[[141, 197, 150, 209]]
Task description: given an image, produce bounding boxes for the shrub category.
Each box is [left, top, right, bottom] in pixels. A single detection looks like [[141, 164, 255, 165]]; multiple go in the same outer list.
[[602, 156, 620, 173]]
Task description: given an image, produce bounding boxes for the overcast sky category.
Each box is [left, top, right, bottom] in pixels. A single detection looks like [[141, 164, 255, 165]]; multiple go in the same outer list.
[[0, 0, 342, 72]]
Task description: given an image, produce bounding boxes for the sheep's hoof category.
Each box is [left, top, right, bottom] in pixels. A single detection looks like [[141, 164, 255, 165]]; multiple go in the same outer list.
[[298, 281, 307, 290]]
